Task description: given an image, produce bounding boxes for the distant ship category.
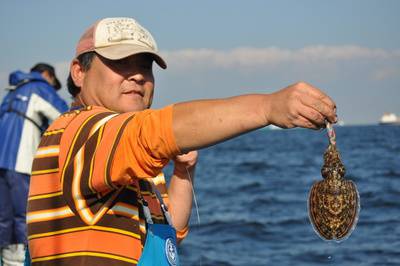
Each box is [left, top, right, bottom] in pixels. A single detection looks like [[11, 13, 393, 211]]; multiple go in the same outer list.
[[379, 113, 400, 125]]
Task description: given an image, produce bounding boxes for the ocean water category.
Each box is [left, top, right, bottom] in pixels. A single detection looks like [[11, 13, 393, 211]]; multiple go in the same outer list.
[[168, 125, 400, 266]]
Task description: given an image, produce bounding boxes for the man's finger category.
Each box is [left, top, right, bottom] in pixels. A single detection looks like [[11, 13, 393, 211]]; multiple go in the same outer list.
[[298, 105, 325, 127], [302, 84, 336, 113], [295, 114, 320, 130], [300, 94, 337, 123]]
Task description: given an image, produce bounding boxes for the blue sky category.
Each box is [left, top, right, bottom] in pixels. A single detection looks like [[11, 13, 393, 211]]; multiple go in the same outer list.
[[1, 0, 399, 124]]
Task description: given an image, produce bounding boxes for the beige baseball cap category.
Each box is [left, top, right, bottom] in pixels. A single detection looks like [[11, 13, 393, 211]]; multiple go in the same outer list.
[[75, 17, 167, 69]]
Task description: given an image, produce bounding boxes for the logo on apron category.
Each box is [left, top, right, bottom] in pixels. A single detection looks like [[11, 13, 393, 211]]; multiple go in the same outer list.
[[165, 238, 178, 266]]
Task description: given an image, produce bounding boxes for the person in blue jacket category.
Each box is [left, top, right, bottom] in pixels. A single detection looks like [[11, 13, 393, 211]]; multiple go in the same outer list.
[[0, 63, 68, 266]]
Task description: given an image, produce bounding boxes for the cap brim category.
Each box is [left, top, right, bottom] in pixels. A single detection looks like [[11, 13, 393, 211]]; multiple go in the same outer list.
[[95, 44, 167, 69]]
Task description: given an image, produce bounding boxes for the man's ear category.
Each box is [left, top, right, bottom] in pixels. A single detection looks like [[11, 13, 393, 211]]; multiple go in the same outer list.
[[70, 59, 85, 87]]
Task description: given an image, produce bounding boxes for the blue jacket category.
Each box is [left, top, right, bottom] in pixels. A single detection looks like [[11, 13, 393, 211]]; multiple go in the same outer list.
[[0, 70, 68, 174]]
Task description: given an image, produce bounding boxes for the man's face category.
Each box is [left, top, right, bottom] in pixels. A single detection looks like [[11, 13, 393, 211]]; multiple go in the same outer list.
[[78, 53, 155, 113]]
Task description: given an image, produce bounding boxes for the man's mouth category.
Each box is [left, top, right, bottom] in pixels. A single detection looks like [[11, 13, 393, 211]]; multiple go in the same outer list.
[[122, 90, 144, 97]]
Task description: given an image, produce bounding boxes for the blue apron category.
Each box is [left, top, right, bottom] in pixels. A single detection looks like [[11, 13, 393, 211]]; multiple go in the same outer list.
[[137, 182, 180, 266]]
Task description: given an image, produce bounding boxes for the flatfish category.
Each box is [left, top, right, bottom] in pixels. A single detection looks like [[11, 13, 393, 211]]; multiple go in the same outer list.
[[308, 122, 360, 241]]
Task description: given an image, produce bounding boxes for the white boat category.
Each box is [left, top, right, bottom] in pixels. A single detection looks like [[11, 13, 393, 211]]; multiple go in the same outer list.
[[379, 113, 400, 125], [266, 124, 282, 130]]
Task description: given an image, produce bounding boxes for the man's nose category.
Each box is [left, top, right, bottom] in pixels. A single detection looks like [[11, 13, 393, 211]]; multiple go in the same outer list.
[[127, 72, 145, 85]]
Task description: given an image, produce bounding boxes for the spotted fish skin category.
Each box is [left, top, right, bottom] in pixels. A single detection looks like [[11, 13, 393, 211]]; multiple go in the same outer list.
[[308, 144, 360, 241]]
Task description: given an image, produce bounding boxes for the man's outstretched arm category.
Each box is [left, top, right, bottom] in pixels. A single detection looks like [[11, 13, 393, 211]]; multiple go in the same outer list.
[[173, 82, 337, 153]]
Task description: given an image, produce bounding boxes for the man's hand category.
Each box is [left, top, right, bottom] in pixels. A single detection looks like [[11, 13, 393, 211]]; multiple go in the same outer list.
[[173, 151, 198, 177], [265, 82, 337, 129]]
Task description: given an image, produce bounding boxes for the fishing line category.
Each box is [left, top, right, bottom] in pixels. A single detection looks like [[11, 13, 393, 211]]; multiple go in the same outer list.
[[185, 166, 201, 225], [185, 166, 202, 266]]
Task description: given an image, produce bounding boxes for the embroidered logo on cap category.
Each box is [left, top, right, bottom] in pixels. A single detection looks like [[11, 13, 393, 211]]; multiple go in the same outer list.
[[165, 238, 178, 266], [100, 18, 155, 49]]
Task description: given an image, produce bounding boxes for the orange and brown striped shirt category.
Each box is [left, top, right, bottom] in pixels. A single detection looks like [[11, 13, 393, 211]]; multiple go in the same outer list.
[[27, 105, 186, 266]]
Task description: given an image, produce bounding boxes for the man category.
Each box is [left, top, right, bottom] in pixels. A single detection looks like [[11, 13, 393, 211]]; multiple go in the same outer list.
[[0, 63, 68, 266], [27, 17, 337, 266]]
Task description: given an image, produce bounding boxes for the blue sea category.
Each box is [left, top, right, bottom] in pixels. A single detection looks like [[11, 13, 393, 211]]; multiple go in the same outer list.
[[167, 125, 400, 266]]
